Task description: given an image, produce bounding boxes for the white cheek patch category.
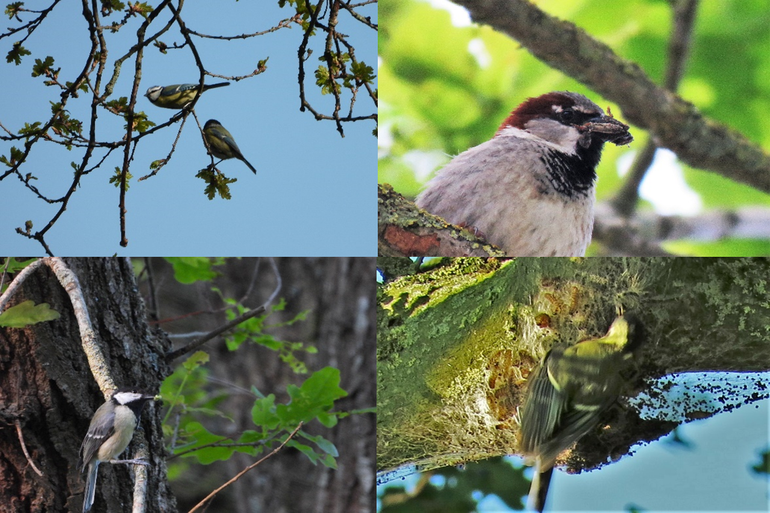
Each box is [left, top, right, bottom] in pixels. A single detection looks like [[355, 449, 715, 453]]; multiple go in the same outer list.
[[499, 120, 581, 156]]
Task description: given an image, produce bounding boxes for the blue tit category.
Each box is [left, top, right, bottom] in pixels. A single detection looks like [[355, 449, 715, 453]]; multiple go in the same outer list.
[[144, 82, 229, 109], [519, 313, 643, 512], [203, 119, 257, 174]]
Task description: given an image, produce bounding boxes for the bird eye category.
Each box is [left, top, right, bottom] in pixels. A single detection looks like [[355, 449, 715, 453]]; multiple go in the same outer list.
[[558, 109, 575, 123]]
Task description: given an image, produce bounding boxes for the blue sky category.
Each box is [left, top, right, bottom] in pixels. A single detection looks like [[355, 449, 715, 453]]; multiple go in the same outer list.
[[0, 3, 376, 256]]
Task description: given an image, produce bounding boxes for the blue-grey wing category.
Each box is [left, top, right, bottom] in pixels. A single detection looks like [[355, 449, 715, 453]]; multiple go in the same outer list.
[[78, 406, 116, 470], [162, 84, 194, 96]]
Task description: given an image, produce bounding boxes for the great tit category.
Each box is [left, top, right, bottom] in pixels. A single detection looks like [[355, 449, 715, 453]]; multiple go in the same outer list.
[[203, 119, 257, 174], [144, 82, 229, 109], [78, 388, 156, 513], [519, 313, 643, 512]]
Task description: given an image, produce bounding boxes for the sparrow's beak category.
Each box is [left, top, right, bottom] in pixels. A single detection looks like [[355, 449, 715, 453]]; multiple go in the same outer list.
[[576, 115, 633, 148]]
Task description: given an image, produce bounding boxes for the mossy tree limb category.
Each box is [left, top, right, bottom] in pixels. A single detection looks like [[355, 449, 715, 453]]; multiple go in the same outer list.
[[377, 257, 770, 476]]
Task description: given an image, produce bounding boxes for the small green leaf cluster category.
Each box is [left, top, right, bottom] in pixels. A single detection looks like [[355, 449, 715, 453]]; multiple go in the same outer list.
[[223, 297, 315, 374], [196, 166, 236, 200], [160, 353, 346, 471], [109, 166, 132, 190], [0, 146, 25, 167], [315, 53, 375, 96]]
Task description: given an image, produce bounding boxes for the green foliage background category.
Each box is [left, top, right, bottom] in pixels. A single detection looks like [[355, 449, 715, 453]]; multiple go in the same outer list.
[[378, 0, 770, 256]]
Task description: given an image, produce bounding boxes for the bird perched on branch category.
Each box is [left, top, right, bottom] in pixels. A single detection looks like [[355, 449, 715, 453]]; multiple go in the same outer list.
[[144, 82, 229, 109], [519, 313, 643, 511], [79, 388, 156, 512], [416, 91, 633, 256], [203, 119, 257, 174]]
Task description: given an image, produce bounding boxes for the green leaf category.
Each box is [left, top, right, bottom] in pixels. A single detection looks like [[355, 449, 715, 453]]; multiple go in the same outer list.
[[178, 422, 232, 464], [31, 56, 55, 78], [251, 394, 280, 429], [0, 146, 25, 167], [299, 431, 338, 456], [108, 167, 132, 190], [5, 2, 24, 20], [100, 0, 125, 15], [316, 411, 338, 428], [165, 257, 221, 284], [0, 300, 60, 327], [351, 60, 375, 83], [130, 111, 155, 133], [6, 42, 30, 65], [182, 351, 209, 371], [315, 65, 340, 95], [286, 440, 322, 465], [319, 453, 337, 469], [0, 258, 35, 279], [105, 96, 129, 113], [133, 1, 153, 18], [275, 367, 347, 424], [18, 121, 42, 137], [49, 102, 83, 136], [237, 429, 267, 444], [196, 166, 236, 200]]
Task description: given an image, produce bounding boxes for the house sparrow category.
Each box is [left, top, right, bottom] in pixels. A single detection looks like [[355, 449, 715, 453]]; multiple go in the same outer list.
[[416, 91, 633, 256]]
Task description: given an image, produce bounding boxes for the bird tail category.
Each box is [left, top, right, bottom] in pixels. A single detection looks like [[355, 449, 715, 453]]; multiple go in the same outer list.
[[526, 457, 553, 512], [203, 82, 230, 91], [242, 158, 257, 174], [83, 461, 100, 512]]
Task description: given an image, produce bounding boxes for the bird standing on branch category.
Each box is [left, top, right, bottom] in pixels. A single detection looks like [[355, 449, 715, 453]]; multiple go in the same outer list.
[[203, 119, 258, 174], [416, 91, 633, 256], [145, 82, 230, 109]]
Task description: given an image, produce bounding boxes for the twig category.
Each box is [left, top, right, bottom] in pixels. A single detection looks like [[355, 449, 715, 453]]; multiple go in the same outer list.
[[15, 420, 43, 477], [611, 0, 699, 217], [131, 444, 149, 513], [165, 305, 266, 361], [188, 423, 303, 513]]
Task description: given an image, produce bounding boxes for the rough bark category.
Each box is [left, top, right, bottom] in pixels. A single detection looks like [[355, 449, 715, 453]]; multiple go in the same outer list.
[[378, 184, 506, 257]]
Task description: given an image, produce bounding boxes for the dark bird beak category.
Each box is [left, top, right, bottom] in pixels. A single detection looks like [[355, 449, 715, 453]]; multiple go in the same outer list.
[[577, 115, 633, 148]]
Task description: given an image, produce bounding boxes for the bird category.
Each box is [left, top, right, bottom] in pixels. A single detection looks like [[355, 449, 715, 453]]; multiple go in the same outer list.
[[203, 119, 257, 174], [415, 91, 633, 256], [79, 388, 156, 512], [519, 313, 643, 511], [144, 82, 229, 109]]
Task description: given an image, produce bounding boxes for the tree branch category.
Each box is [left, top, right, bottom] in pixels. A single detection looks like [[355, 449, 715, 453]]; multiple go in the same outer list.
[[378, 184, 505, 257]]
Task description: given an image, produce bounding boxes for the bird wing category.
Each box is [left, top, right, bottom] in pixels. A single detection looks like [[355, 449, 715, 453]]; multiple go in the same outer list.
[[163, 83, 194, 96], [520, 350, 567, 461], [220, 132, 245, 158], [78, 407, 116, 471]]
